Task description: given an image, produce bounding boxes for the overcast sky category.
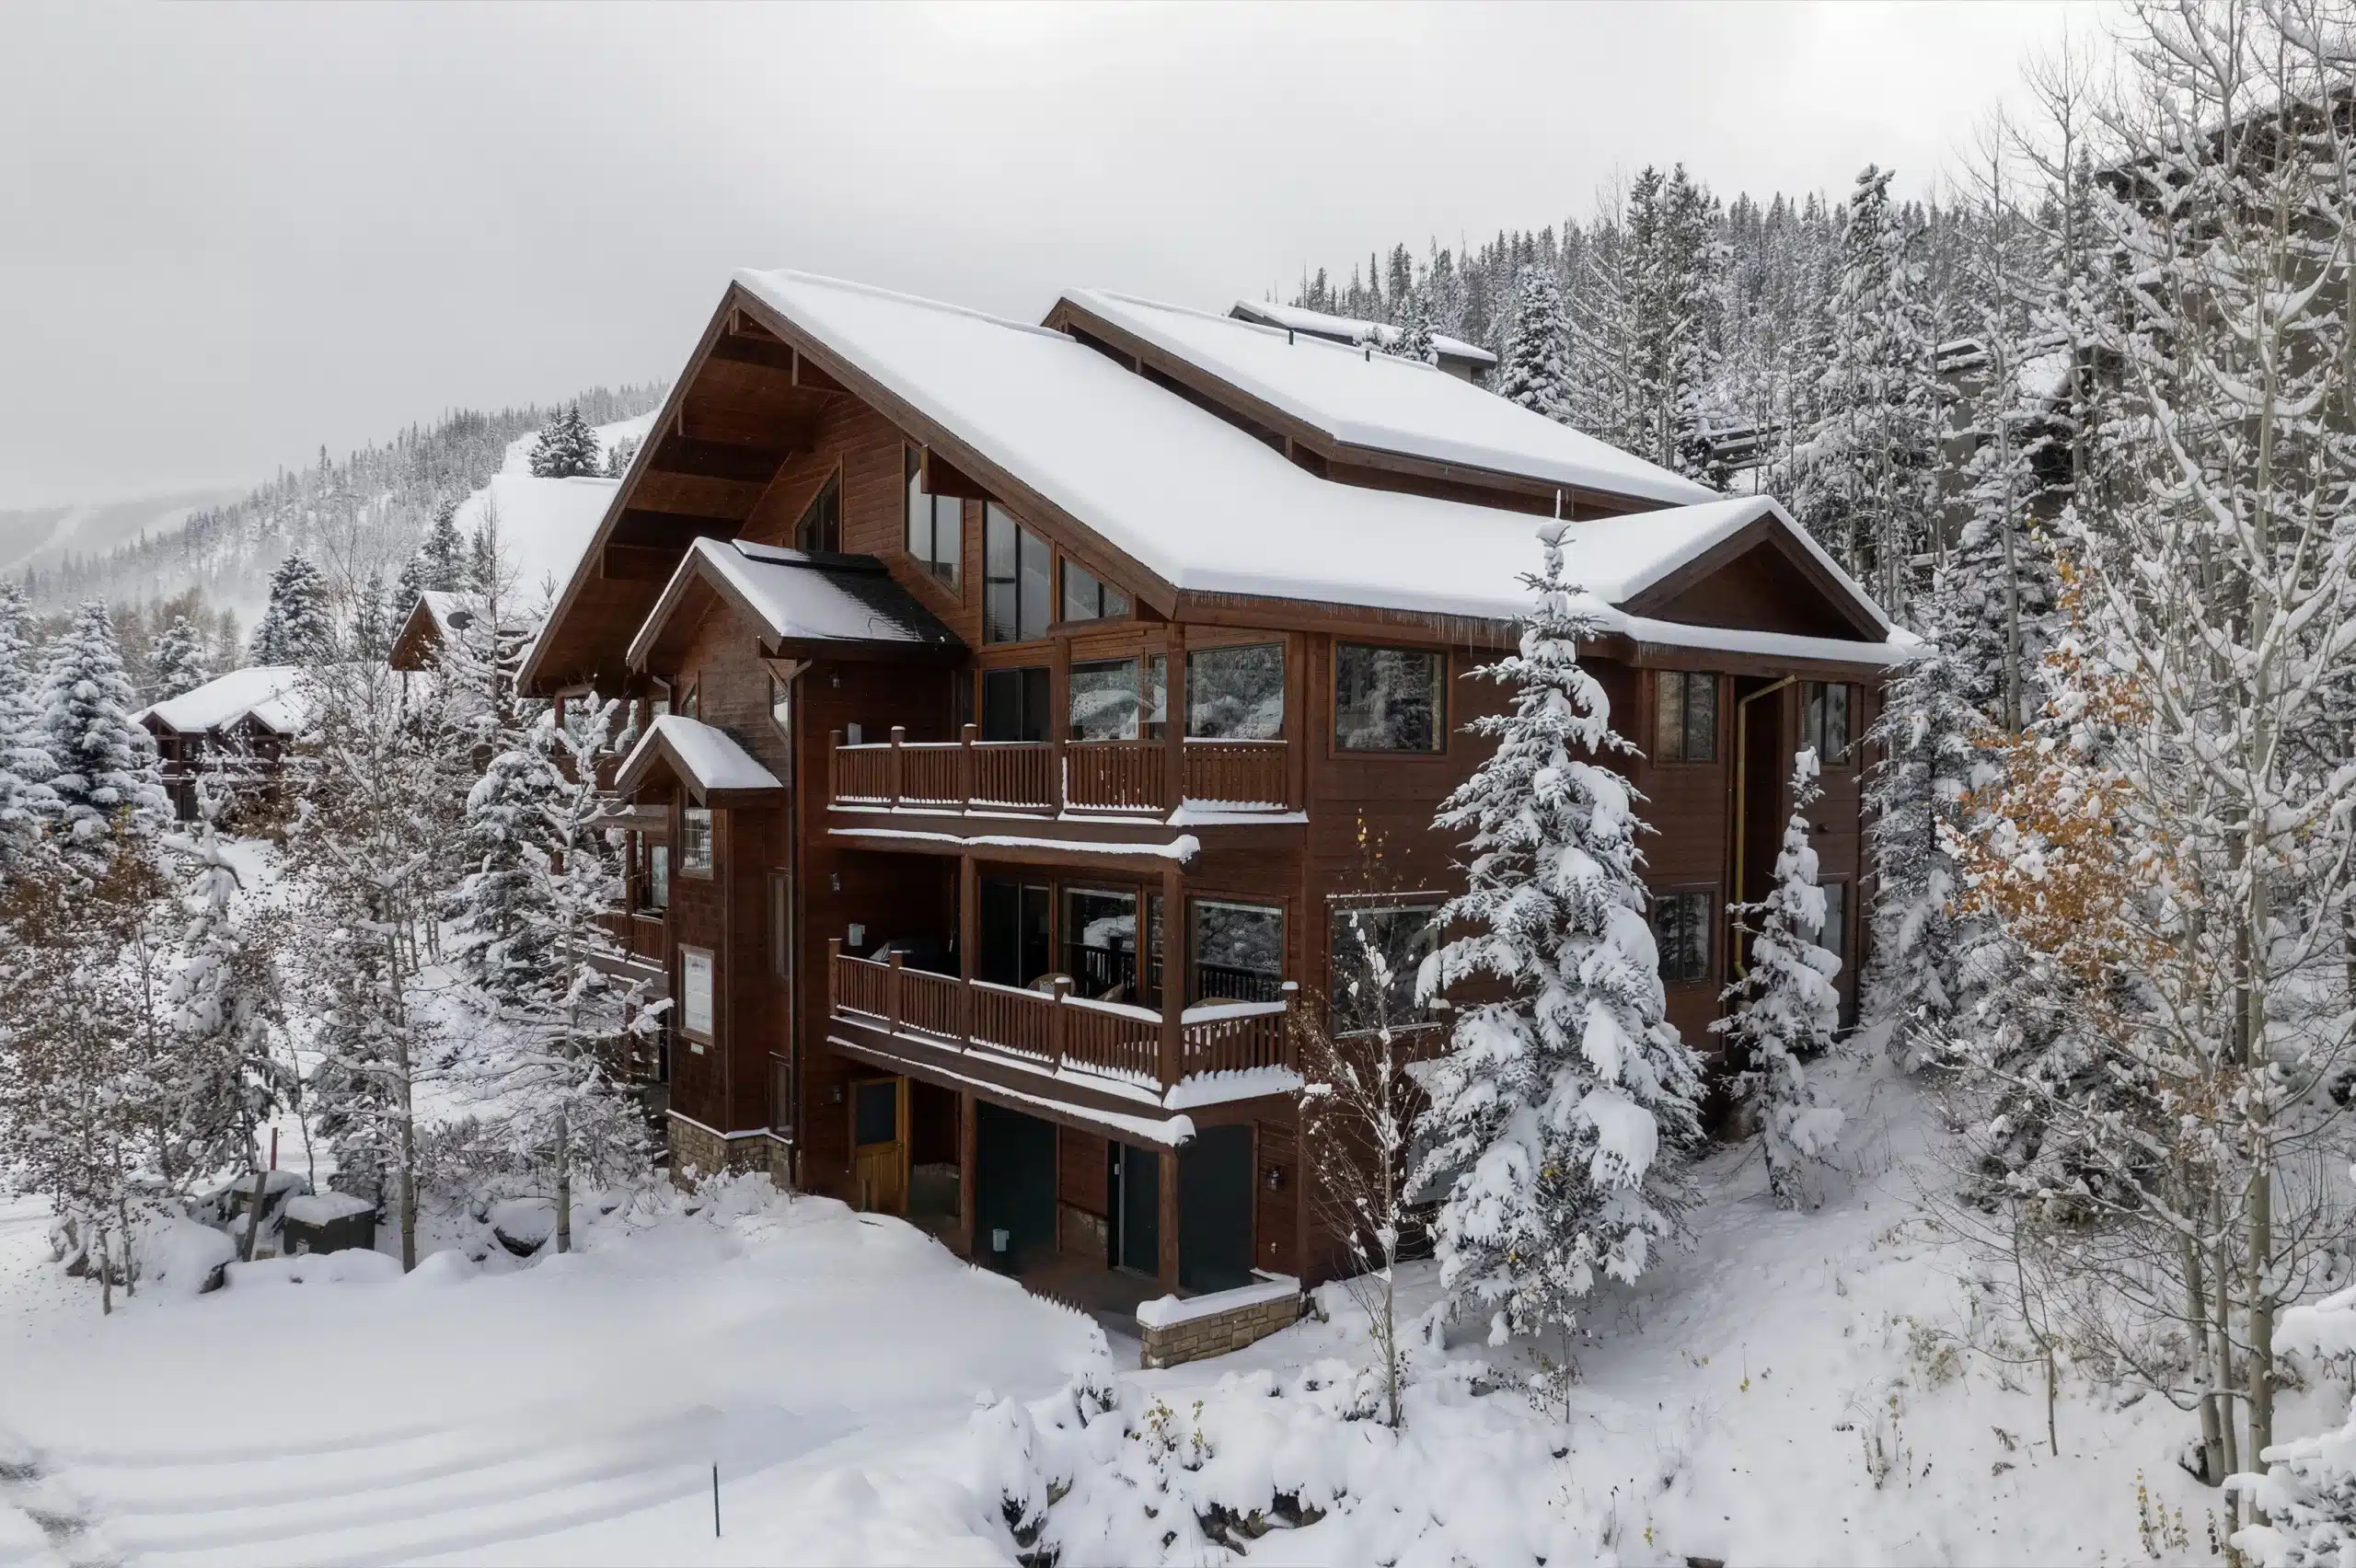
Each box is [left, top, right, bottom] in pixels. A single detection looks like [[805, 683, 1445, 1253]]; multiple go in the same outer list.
[[1, 0, 2105, 509]]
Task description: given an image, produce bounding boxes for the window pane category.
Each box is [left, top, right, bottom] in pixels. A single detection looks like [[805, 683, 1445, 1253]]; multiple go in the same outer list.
[[1019, 526, 1053, 641], [769, 673, 791, 735], [1335, 644, 1442, 752], [797, 471, 840, 554], [1820, 880, 1845, 961], [933, 497, 962, 585], [1063, 560, 1103, 624], [1194, 899, 1284, 1001], [1069, 658, 1140, 742], [1145, 656, 1167, 742], [1065, 886, 1139, 1002], [682, 950, 714, 1036], [1186, 644, 1285, 740], [680, 807, 713, 874], [905, 448, 928, 562], [984, 505, 1020, 643], [1684, 674, 1716, 762], [649, 845, 668, 909], [1330, 904, 1438, 1033], [1655, 671, 1685, 761], [980, 665, 1049, 743], [1828, 683, 1850, 763]]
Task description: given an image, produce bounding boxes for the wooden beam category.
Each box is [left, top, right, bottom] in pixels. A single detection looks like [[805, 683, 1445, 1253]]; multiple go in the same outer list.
[[792, 352, 850, 395], [613, 505, 738, 542], [648, 433, 795, 485], [919, 446, 994, 502], [600, 543, 680, 582], [708, 333, 798, 375]]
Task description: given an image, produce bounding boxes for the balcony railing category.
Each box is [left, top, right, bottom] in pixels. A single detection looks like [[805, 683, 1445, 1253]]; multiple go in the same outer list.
[[829, 944, 1294, 1093], [829, 725, 1289, 815]]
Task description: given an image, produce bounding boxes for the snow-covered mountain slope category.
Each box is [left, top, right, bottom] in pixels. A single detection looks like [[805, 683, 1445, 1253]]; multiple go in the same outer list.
[[0, 489, 245, 577]]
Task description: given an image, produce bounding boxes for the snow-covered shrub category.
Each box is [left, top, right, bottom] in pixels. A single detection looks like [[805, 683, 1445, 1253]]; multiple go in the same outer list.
[[2236, 1284, 2356, 1567]]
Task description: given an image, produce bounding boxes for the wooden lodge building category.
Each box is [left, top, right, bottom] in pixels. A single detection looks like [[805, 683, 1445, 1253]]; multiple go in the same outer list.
[[518, 271, 1911, 1359]]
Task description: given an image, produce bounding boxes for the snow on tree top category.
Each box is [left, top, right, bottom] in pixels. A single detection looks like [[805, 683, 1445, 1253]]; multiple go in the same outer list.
[[1071, 289, 1714, 506], [133, 664, 306, 735], [1228, 299, 1496, 367], [730, 270, 1903, 653]]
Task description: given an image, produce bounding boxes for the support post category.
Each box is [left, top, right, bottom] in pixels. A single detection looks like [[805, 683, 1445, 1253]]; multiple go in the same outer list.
[[958, 853, 978, 1044], [960, 722, 976, 811], [827, 937, 842, 1014], [887, 949, 904, 1035], [1158, 862, 1184, 1090], [828, 728, 843, 801], [1163, 625, 1186, 813], [1159, 1136, 1183, 1289], [1049, 975, 1070, 1070], [888, 725, 906, 806], [955, 1090, 978, 1259], [1280, 980, 1299, 1069]]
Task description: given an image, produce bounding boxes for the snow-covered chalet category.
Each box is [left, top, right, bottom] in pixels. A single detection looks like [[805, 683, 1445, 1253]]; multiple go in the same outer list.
[[518, 273, 1912, 1363]]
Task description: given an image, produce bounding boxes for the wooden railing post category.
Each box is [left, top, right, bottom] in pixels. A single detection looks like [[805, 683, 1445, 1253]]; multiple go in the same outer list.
[[1050, 975, 1070, 1070], [1163, 625, 1186, 813], [1157, 862, 1184, 1090], [959, 722, 976, 811], [827, 937, 842, 1013], [958, 852, 978, 1045], [888, 725, 907, 806], [828, 729, 843, 801], [887, 950, 904, 1035], [1281, 980, 1299, 1069]]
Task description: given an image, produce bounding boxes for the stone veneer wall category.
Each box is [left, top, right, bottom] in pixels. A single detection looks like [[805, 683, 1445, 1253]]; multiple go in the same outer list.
[[1138, 1289, 1303, 1370], [666, 1113, 768, 1186]]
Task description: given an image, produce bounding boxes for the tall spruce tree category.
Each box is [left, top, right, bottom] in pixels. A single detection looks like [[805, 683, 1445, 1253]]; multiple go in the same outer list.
[[527, 404, 601, 478], [39, 603, 167, 873], [147, 615, 211, 702], [0, 583, 58, 872], [1414, 521, 1703, 1389], [252, 555, 333, 666], [1496, 266, 1573, 422], [1714, 747, 1844, 1207]]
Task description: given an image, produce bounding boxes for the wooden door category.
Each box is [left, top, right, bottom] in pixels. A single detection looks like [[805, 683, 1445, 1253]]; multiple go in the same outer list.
[[851, 1077, 908, 1214]]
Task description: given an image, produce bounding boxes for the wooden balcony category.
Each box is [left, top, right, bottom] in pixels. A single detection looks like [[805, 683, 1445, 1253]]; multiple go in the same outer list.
[[828, 945, 1294, 1095], [828, 725, 1289, 816]]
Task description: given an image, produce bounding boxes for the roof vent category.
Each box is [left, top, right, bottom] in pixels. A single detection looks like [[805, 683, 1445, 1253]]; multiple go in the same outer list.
[[1287, 329, 1294, 345]]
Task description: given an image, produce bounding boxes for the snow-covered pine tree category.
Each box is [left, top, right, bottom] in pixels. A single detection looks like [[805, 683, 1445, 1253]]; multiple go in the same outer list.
[[1414, 520, 1704, 1396], [0, 583, 59, 874], [603, 432, 641, 478], [1496, 265, 1572, 422], [1712, 747, 1843, 1207], [39, 602, 167, 874], [1627, 164, 1727, 484], [1390, 290, 1438, 366], [147, 615, 212, 702], [395, 496, 468, 616], [251, 554, 333, 666], [349, 568, 392, 663], [1861, 640, 1986, 1063], [527, 404, 601, 478], [447, 721, 565, 990]]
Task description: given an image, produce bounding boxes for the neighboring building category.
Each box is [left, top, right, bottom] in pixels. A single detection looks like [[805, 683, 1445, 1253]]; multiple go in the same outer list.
[[1228, 299, 1499, 385], [520, 270, 1911, 1357], [387, 470, 621, 673], [133, 665, 307, 819]]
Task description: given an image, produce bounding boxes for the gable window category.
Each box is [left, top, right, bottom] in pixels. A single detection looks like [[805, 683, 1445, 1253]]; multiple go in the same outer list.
[[903, 448, 961, 586], [794, 470, 842, 554], [643, 842, 669, 911], [1335, 644, 1444, 753], [678, 681, 700, 721], [1061, 559, 1130, 623], [1653, 670, 1718, 763], [768, 671, 792, 738], [1802, 681, 1853, 766], [1652, 889, 1713, 985], [1187, 643, 1285, 740], [1069, 658, 1141, 742], [984, 503, 1053, 643], [1329, 902, 1439, 1034], [980, 665, 1051, 742], [679, 946, 715, 1044], [679, 806, 714, 876]]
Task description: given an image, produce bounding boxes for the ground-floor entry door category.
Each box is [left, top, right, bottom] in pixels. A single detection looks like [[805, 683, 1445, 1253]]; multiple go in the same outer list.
[[976, 1102, 1056, 1272], [1109, 1142, 1160, 1274], [1180, 1124, 1254, 1293], [851, 1077, 907, 1215]]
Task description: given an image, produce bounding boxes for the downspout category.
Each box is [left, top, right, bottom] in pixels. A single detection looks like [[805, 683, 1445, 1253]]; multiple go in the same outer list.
[[1730, 674, 1797, 975]]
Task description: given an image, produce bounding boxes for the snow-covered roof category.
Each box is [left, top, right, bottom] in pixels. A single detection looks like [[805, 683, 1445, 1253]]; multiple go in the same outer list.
[[615, 714, 784, 800], [730, 271, 1901, 658], [1069, 290, 1715, 507], [628, 537, 961, 671], [452, 473, 620, 611], [412, 589, 471, 638], [1228, 299, 1496, 367], [135, 665, 305, 735]]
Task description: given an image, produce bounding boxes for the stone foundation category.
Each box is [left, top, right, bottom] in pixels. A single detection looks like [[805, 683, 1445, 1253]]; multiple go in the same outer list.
[[766, 1134, 795, 1190], [1138, 1276, 1303, 1369], [665, 1113, 768, 1186]]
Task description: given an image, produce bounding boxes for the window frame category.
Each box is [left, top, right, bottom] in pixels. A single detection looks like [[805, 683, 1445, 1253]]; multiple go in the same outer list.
[[1185, 641, 1288, 741], [793, 467, 843, 555], [902, 445, 963, 588], [1333, 641, 1447, 755], [1652, 670, 1719, 765], [1802, 681, 1854, 767], [1068, 656, 1144, 743], [1059, 557, 1131, 625], [1327, 898, 1443, 1036], [1189, 895, 1288, 1004], [1651, 886, 1716, 986], [983, 502, 1054, 644], [678, 804, 715, 878], [768, 670, 792, 740], [678, 944, 716, 1047]]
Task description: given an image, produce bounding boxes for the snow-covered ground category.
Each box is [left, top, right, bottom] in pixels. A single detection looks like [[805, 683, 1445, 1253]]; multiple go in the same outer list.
[[0, 1062, 2329, 1566]]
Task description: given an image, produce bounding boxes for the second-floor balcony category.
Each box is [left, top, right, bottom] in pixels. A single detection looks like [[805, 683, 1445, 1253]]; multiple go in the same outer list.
[[829, 725, 1290, 816]]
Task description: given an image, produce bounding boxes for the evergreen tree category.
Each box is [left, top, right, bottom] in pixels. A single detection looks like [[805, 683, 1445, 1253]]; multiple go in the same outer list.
[[1628, 165, 1727, 483], [350, 569, 392, 663], [1414, 521, 1704, 1391], [602, 433, 641, 478], [527, 404, 601, 478], [0, 583, 59, 872], [395, 496, 468, 617], [1390, 290, 1438, 365], [1496, 266, 1572, 421], [39, 602, 167, 873], [448, 728, 565, 989], [147, 615, 211, 702], [251, 555, 333, 666], [1713, 748, 1844, 1207]]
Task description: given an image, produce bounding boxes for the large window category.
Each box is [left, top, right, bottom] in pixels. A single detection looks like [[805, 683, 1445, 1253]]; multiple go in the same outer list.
[[769, 872, 791, 981], [1803, 681, 1853, 766], [1654, 670, 1718, 763], [679, 806, 714, 876], [794, 470, 841, 554], [679, 947, 715, 1043], [1819, 879, 1847, 967], [1652, 889, 1714, 985], [1064, 886, 1140, 1003], [1335, 644, 1443, 753], [1329, 902, 1439, 1034], [980, 665, 1051, 742], [1187, 643, 1285, 740], [634, 835, 669, 913], [1069, 659, 1141, 742], [904, 447, 961, 587], [984, 503, 1053, 643], [1193, 898, 1285, 1002], [1062, 559, 1130, 623]]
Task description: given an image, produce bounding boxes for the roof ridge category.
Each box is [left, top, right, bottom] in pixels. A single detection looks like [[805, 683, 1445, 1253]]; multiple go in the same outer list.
[[738, 268, 1073, 344], [1083, 289, 1383, 362]]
